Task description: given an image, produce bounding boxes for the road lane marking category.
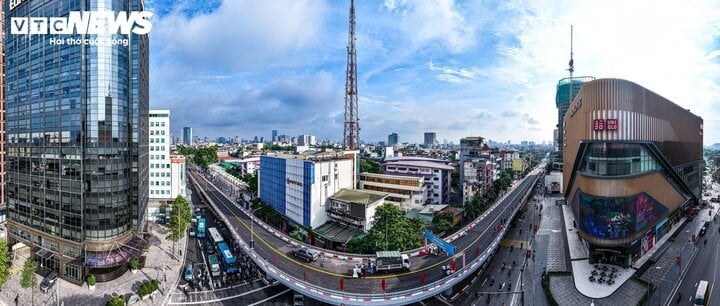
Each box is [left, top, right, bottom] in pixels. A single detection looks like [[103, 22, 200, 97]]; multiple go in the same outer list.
[[198, 173, 535, 280], [247, 288, 292, 306]]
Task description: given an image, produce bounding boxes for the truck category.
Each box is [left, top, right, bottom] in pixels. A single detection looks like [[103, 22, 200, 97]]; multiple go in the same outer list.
[[370, 251, 410, 273]]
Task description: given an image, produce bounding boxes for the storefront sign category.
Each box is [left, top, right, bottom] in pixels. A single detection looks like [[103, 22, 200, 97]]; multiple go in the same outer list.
[[593, 119, 619, 131]]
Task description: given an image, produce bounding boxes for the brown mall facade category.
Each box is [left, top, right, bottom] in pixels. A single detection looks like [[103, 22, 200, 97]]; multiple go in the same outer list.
[[563, 78, 703, 268]]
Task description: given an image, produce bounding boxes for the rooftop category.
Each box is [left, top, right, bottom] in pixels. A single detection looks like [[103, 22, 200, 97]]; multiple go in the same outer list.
[[330, 188, 388, 206], [314, 221, 364, 243], [383, 159, 455, 171], [359, 172, 424, 182]]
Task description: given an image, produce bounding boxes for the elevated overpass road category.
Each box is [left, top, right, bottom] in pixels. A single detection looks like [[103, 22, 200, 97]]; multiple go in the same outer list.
[[193, 172, 538, 295]]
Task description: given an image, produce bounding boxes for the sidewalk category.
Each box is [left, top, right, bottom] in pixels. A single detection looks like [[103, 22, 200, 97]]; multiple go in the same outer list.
[[0, 223, 187, 306], [640, 203, 715, 306]]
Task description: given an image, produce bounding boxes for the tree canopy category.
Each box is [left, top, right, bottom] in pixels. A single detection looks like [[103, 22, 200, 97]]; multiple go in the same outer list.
[[167, 195, 192, 258], [0, 240, 11, 287], [178, 145, 218, 170], [360, 158, 381, 174], [364, 203, 424, 252]]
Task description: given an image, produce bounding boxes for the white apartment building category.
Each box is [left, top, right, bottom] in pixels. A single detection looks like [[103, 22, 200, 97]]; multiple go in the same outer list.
[[359, 172, 426, 212], [148, 110, 186, 220]]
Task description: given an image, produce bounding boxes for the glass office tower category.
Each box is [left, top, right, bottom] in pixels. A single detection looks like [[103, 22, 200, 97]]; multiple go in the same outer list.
[[4, 0, 149, 284]]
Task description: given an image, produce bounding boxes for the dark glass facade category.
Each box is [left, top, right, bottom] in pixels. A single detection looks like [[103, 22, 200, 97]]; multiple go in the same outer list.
[[4, 0, 148, 284]]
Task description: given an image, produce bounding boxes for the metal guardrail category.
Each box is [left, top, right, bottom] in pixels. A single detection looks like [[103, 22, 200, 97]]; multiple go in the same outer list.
[[192, 168, 537, 262], [189, 172, 540, 305]]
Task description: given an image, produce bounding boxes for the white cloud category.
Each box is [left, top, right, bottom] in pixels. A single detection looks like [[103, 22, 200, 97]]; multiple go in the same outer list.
[[485, 0, 720, 143], [428, 61, 477, 83], [151, 0, 327, 71]]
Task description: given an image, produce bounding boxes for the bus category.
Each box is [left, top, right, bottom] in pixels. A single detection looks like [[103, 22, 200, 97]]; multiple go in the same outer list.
[[694, 280, 709, 306], [196, 218, 206, 239], [208, 227, 224, 245], [216, 242, 238, 273], [208, 254, 221, 277]]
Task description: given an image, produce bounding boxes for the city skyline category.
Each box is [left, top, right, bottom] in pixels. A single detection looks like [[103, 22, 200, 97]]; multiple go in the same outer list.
[[148, 0, 720, 144]]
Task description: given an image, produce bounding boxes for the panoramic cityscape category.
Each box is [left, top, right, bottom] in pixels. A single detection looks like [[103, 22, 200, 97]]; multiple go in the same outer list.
[[0, 1, 720, 306]]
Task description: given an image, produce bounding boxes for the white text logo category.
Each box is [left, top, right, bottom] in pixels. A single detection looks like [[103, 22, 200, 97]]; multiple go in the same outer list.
[[11, 11, 153, 35]]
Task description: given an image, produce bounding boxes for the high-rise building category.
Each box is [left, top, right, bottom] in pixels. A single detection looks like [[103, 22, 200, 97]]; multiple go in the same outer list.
[[564, 78, 703, 268], [424, 132, 437, 147], [4, 0, 150, 284], [272, 130, 278, 142], [0, 2, 5, 223], [147, 110, 185, 221], [298, 134, 317, 146], [554, 76, 594, 171], [388, 132, 399, 146], [182, 127, 193, 146]]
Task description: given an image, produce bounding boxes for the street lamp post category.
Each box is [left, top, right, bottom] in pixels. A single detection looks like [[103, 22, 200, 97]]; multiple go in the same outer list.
[[251, 208, 255, 249], [654, 266, 661, 306]]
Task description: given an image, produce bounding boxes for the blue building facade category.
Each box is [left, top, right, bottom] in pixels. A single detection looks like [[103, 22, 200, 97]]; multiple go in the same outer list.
[[260, 156, 316, 227]]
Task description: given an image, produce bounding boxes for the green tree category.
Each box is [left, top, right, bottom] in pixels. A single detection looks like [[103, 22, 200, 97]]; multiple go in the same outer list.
[[289, 229, 304, 242], [359, 158, 381, 174], [0, 240, 12, 287], [20, 258, 38, 306], [242, 173, 259, 196], [166, 196, 191, 259], [346, 237, 366, 254], [365, 203, 424, 252], [432, 212, 454, 236], [106, 295, 125, 306]]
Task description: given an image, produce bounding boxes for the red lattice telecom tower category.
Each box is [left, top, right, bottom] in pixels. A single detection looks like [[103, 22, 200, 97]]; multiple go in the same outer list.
[[343, 0, 359, 150]]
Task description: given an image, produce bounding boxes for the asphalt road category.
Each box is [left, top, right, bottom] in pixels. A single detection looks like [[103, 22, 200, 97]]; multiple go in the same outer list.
[[190, 169, 539, 295], [676, 208, 720, 305]]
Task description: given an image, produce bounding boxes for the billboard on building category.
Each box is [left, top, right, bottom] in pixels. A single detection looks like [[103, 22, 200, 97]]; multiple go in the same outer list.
[[570, 190, 667, 239]]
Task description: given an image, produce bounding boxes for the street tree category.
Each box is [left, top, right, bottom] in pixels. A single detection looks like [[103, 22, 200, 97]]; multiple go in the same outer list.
[[242, 173, 258, 197], [166, 195, 191, 258], [432, 212, 455, 236], [20, 258, 38, 306], [365, 203, 424, 252], [0, 240, 11, 288]]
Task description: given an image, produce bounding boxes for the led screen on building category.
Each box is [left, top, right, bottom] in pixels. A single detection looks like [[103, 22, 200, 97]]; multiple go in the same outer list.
[[571, 190, 667, 239]]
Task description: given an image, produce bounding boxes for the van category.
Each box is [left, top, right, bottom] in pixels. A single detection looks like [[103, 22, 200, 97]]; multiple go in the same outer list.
[[292, 247, 320, 262], [694, 280, 709, 305]]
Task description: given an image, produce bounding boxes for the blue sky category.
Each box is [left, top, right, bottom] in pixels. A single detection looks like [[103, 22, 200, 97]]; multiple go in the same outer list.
[[146, 0, 720, 145]]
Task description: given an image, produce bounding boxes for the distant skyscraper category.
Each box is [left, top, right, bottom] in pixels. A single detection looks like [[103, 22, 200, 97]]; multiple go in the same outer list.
[[272, 130, 278, 142], [0, 2, 5, 223], [424, 132, 437, 147], [5, 0, 149, 284], [183, 127, 193, 146], [388, 133, 399, 146]]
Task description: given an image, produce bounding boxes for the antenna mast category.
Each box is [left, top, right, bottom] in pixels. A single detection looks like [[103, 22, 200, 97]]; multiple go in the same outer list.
[[343, 0, 360, 150], [568, 25, 574, 104]]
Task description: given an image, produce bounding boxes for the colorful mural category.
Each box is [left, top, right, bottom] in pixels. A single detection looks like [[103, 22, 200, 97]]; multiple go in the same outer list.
[[571, 190, 667, 239]]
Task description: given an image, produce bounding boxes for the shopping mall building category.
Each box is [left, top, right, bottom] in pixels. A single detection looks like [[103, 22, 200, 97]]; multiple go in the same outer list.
[[563, 78, 703, 267]]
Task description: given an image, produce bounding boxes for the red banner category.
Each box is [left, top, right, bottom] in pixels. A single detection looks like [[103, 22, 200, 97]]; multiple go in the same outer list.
[[303, 269, 307, 281], [381, 278, 386, 292], [340, 278, 344, 291], [419, 272, 425, 285]]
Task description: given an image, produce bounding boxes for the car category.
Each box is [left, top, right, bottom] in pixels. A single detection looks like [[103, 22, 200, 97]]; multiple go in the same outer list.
[[293, 292, 304, 306], [700, 222, 710, 237], [126, 294, 141, 305], [39, 271, 58, 293], [183, 264, 194, 282], [292, 247, 320, 262], [189, 228, 196, 237]]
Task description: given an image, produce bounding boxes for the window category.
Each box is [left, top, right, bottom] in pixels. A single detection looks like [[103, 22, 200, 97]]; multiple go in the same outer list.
[[65, 263, 81, 281]]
